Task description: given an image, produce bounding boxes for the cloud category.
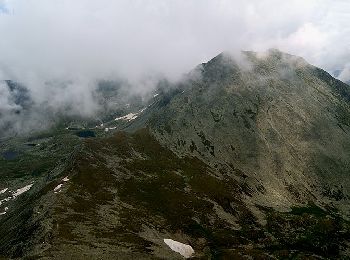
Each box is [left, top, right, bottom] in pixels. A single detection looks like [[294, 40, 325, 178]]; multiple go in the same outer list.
[[338, 65, 350, 83], [1, 0, 349, 81], [0, 0, 9, 14], [0, 0, 349, 135], [0, 81, 20, 112]]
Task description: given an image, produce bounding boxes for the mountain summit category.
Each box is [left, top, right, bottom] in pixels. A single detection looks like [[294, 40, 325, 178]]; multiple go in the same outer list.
[[150, 49, 350, 211], [1, 50, 350, 259]]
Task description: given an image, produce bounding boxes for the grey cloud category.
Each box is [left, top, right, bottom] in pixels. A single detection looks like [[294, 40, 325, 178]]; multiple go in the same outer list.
[[0, 0, 349, 135], [338, 65, 350, 83]]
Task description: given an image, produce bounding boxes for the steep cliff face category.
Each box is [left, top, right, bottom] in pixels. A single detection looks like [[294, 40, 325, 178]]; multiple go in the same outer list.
[[149, 50, 350, 214]]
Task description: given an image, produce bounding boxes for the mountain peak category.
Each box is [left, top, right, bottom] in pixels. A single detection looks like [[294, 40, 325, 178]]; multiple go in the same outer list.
[[202, 49, 309, 74]]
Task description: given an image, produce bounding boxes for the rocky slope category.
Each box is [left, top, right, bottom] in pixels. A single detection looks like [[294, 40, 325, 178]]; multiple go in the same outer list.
[[149, 50, 350, 215], [1, 49, 350, 259]]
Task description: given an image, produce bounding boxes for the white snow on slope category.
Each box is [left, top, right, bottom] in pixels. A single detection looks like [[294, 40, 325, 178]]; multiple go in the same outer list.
[[115, 108, 146, 122], [54, 176, 70, 193], [115, 112, 138, 121], [0, 188, 8, 194], [12, 184, 33, 198], [95, 123, 104, 128], [54, 184, 63, 193], [104, 126, 117, 132], [0, 197, 11, 206], [0, 183, 34, 208], [164, 239, 194, 258], [0, 207, 8, 216]]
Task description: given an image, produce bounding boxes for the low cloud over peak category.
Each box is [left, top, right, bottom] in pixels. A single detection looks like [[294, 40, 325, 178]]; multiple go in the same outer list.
[[0, 0, 349, 135], [0, 1, 349, 83]]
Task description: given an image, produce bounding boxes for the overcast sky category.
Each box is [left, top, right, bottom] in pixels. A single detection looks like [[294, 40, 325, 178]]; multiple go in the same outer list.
[[0, 0, 349, 135], [0, 0, 349, 85]]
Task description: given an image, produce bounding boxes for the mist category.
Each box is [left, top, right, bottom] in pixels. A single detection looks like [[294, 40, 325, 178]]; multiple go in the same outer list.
[[0, 0, 349, 136]]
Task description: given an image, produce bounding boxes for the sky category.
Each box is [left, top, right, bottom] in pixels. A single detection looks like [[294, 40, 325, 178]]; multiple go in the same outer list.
[[0, 0, 349, 83], [0, 0, 350, 134]]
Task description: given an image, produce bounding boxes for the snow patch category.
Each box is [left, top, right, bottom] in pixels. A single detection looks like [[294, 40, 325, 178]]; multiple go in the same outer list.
[[115, 108, 146, 122], [96, 123, 105, 128], [104, 126, 117, 132], [115, 112, 138, 121], [0, 197, 11, 206], [164, 239, 194, 258], [0, 183, 34, 207], [54, 176, 69, 193], [0, 188, 8, 194], [54, 184, 63, 193], [12, 184, 33, 198], [0, 206, 9, 215]]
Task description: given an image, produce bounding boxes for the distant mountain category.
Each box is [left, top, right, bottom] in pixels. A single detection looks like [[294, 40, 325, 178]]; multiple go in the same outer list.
[[332, 69, 350, 85], [150, 50, 350, 209], [2, 80, 33, 109], [1, 50, 350, 259], [0, 79, 152, 137]]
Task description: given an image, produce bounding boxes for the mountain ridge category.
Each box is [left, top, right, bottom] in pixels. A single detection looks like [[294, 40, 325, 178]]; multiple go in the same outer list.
[[146, 50, 350, 214], [1, 50, 350, 259]]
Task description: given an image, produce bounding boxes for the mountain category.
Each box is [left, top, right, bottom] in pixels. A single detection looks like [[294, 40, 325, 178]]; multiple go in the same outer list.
[[332, 69, 350, 86], [1, 49, 350, 259], [150, 50, 350, 211], [0, 79, 152, 138]]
